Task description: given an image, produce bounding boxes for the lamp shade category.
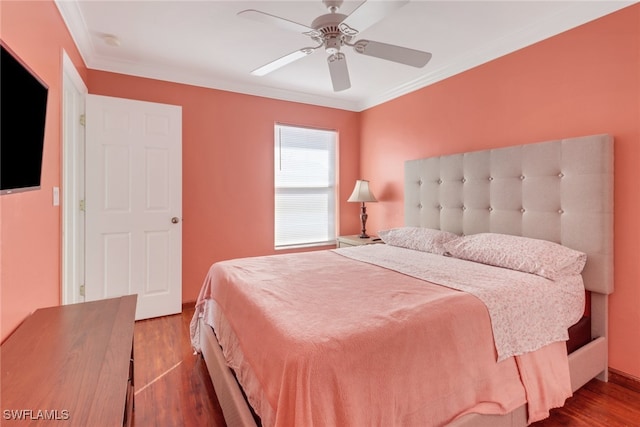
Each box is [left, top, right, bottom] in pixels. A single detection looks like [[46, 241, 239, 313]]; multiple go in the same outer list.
[[347, 180, 377, 203]]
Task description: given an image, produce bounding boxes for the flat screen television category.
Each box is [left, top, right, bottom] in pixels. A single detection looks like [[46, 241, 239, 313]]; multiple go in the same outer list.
[[1, 42, 49, 195]]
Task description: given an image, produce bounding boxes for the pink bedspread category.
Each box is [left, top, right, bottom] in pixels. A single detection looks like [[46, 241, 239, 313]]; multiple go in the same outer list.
[[191, 249, 572, 426], [335, 244, 584, 361]]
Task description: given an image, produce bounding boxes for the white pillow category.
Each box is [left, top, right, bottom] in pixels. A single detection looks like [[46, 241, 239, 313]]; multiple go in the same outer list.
[[378, 227, 459, 255], [443, 233, 587, 280]]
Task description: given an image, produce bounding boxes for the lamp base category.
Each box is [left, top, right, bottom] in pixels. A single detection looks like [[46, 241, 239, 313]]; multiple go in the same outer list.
[[358, 203, 369, 239]]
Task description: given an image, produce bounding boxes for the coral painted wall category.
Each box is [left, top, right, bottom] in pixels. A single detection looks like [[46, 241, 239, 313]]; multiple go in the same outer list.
[[0, 1, 88, 340], [1, 0, 638, 384], [360, 5, 640, 379], [87, 71, 361, 304]]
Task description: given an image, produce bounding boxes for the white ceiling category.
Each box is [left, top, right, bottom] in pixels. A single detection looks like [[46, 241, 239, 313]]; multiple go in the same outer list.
[[55, 0, 635, 112]]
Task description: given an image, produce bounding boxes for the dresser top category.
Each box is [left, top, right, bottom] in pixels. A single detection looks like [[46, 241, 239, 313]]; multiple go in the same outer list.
[[1, 295, 137, 425]]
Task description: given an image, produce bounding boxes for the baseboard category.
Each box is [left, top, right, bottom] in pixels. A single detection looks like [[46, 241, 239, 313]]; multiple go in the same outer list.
[[609, 368, 640, 393], [183, 300, 196, 311]]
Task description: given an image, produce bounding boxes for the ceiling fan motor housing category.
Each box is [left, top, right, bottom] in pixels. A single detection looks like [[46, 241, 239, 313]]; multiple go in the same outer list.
[[311, 13, 351, 54]]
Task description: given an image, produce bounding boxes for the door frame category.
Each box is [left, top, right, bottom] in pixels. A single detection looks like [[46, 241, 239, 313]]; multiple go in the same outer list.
[[61, 50, 87, 305]]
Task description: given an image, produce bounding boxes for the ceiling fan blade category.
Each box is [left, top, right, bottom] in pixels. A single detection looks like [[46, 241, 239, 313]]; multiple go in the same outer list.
[[251, 49, 313, 76], [327, 53, 351, 92], [353, 40, 431, 68], [341, 0, 409, 33], [238, 9, 313, 34]]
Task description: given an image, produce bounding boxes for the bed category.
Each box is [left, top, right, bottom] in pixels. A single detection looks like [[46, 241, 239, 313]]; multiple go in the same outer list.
[[190, 133, 613, 426]]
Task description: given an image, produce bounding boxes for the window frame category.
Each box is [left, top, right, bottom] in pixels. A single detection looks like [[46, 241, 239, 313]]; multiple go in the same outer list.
[[274, 123, 338, 249]]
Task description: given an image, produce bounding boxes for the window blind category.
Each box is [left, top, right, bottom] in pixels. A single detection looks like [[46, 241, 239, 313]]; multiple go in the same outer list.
[[274, 124, 337, 248]]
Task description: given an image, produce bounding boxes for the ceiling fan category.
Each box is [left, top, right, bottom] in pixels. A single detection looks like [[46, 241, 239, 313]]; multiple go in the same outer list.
[[238, 0, 432, 92]]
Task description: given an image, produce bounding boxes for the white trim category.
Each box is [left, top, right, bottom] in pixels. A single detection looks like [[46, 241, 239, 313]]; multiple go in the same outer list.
[[274, 125, 338, 249], [86, 57, 361, 112], [61, 49, 88, 306], [355, 1, 637, 111], [54, 0, 634, 112], [62, 50, 87, 96], [55, 0, 93, 68]]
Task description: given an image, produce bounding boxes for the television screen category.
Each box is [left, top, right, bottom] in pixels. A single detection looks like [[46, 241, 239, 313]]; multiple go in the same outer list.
[[1, 43, 49, 195]]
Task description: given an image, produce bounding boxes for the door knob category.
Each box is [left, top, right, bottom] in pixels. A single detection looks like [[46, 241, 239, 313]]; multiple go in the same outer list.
[[171, 217, 180, 224]]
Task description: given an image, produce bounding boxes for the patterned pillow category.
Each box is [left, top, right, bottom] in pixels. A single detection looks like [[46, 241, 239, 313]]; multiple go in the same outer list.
[[378, 227, 459, 255], [443, 233, 587, 280]]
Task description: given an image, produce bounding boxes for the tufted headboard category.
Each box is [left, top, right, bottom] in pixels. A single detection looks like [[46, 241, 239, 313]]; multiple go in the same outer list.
[[404, 134, 614, 297]]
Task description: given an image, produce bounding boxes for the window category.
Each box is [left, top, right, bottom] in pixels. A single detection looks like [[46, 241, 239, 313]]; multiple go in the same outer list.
[[274, 124, 337, 249]]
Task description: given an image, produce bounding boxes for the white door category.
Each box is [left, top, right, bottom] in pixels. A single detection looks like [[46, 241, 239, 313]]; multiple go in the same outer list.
[[85, 94, 182, 320]]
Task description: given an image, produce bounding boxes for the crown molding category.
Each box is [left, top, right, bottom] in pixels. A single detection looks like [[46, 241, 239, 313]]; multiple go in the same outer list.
[[56, 0, 636, 113], [55, 0, 360, 111], [87, 56, 361, 111], [355, 1, 637, 111], [54, 0, 95, 68]]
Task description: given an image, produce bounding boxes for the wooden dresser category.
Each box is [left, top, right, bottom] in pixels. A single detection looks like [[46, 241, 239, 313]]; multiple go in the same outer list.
[[1, 295, 137, 426]]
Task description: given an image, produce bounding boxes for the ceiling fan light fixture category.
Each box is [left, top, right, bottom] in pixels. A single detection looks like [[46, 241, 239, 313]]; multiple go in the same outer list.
[[325, 36, 341, 54]]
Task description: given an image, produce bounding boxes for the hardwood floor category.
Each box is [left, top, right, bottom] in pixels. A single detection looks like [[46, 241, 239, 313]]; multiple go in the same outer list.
[[132, 307, 225, 427], [532, 380, 640, 426], [134, 307, 640, 426]]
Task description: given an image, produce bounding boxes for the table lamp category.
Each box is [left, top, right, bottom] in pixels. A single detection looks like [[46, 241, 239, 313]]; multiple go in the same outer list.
[[347, 179, 377, 238]]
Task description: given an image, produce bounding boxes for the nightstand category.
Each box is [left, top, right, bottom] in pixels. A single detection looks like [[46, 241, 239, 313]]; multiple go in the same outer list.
[[336, 235, 383, 248]]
